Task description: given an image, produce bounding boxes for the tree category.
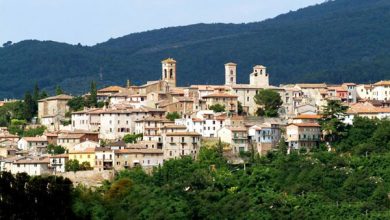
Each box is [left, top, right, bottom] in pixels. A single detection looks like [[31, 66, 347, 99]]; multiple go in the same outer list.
[[65, 159, 80, 172], [23, 91, 34, 121], [55, 85, 64, 95], [320, 100, 348, 143], [2, 41, 12, 47], [23, 126, 46, 137], [47, 144, 66, 155], [254, 89, 283, 117], [67, 96, 85, 112], [237, 101, 244, 115], [209, 104, 225, 113], [80, 162, 92, 170], [87, 81, 97, 107], [166, 112, 181, 121], [123, 134, 143, 144]]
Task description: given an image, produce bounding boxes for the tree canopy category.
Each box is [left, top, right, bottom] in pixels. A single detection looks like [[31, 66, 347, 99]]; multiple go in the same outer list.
[[254, 89, 283, 117]]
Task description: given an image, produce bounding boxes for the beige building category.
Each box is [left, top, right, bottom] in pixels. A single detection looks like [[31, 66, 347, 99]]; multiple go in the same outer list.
[[202, 92, 238, 113], [162, 132, 201, 160], [38, 94, 73, 131], [217, 127, 248, 153], [286, 123, 321, 150], [113, 148, 164, 170]]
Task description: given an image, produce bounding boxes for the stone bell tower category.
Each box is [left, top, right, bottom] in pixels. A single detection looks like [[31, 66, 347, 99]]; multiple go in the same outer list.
[[225, 62, 237, 86], [250, 65, 269, 87], [162, 58, 177, 88]]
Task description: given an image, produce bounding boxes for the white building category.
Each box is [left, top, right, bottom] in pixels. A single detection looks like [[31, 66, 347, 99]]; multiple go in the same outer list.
[[17, 136, 48, 153], [11, 156, 51, 176], [49, 154, 68, 173], [175, 110, 226, 137], [248, 123, 281, 155]]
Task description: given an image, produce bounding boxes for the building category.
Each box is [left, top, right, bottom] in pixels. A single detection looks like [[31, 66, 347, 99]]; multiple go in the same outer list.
[[94, 147, 114, 171], [11, 156, 51, 176], [113, 148, 164, 170], [38, 94, 73, 131], [286, 123, 321, 150], [49, 154, 68, 173], [202, 92, 238, 113], [344, 102, 390, 124], [68, 148, 96, 168], [248, 123, 281, 155], [175, 110, 226, 137], [17, 136, 48, 153], [162, 132, 201, 160], [217, 127, 248, 153]]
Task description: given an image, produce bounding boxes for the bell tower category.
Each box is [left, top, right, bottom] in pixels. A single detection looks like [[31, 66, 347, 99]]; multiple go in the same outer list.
[[225, 62, 237, 86], [250, 65, 269, 87], [162, 58, 177, 88]]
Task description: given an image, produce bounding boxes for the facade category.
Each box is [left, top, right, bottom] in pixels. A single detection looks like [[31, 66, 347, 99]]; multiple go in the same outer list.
[[11, 156, 50, 176], [248, 123, 281, 155], [68, 148, 96, 168], [49, 154, 68, 173], [286, 123, 321, 150], [113, 148, 164, 170], [17, 137, 48, 153], [162, 132, 201, 160], [38, 94, 73, 131], [217, 127, 248, 153], [95, 147, 114, 171]]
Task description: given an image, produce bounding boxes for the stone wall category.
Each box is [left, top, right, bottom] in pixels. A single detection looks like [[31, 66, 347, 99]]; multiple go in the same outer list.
[[57, 170, 115, 187]]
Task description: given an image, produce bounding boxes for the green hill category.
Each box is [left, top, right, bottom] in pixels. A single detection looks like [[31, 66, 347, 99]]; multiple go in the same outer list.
[[0, 0, 389, 98]]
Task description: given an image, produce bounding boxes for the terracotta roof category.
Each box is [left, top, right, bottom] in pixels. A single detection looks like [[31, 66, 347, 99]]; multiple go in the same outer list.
[[22, 137, 47, 142], [161, 58, 176, 63], [14, 157, 50, 164], [115, 148, 163, 154], [163, 125, 187, 129], [293, 114, 322, 119], [289, 123, 321, 127], [58, 133, 85, 139], [203, 92, 238, 98], [347, 102, 390, 114], [69, 148, 95, 154], [229, 127, 247, 132], [49, 154, 69, 158], [165, 132, 201, 136], [374, 80, 390, 86], [98, 86, 125, 93], [225, 62, 237, 66], [296, 83, 327, 89], [192, 118, 204, 122], [39, 94, 73, 102]]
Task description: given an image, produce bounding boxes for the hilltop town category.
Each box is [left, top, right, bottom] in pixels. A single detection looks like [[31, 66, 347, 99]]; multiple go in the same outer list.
[[1, 58, 390, 181]]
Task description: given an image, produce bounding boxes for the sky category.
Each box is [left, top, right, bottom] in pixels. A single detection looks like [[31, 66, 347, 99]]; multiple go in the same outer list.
[[0, 0, 325, 46]]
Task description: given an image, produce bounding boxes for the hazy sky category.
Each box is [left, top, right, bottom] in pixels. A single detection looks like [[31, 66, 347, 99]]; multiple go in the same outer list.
[[0, 0, 324, 46]]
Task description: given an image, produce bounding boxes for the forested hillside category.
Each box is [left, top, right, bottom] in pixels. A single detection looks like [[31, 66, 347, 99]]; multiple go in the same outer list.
[[0, 0, 389, 98]]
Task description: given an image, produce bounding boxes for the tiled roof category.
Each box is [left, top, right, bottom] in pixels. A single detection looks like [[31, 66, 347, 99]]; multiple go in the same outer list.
[[165, 132, 201, 136], [203, 92, 238, 98], [293, 114, 322, 119]]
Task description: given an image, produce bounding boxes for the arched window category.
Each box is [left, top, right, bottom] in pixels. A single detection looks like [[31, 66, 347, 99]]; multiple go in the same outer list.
[[230, 70, 234, 75], [260, 70, 263, 74], [230, 77, 234, 83], [170, 69, 173, 78], [164, 69, 167, 78]]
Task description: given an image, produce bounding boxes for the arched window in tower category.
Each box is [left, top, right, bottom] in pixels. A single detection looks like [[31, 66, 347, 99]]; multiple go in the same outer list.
[[164, 69, 167, 79], [230, 70, 233, 75], [260, 70, 263, 74], [170, 69, 173, 79], [230, 77, 234, 83]]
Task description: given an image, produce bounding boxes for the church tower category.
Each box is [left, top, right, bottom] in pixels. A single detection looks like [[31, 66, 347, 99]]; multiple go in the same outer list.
[[250, 65, 269, 87], [225, 62, 237, 86], [162, 58, 177, 88]]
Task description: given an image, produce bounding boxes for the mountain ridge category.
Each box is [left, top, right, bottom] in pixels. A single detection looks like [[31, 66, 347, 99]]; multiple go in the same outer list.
[[0, 0, 389, 98]]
